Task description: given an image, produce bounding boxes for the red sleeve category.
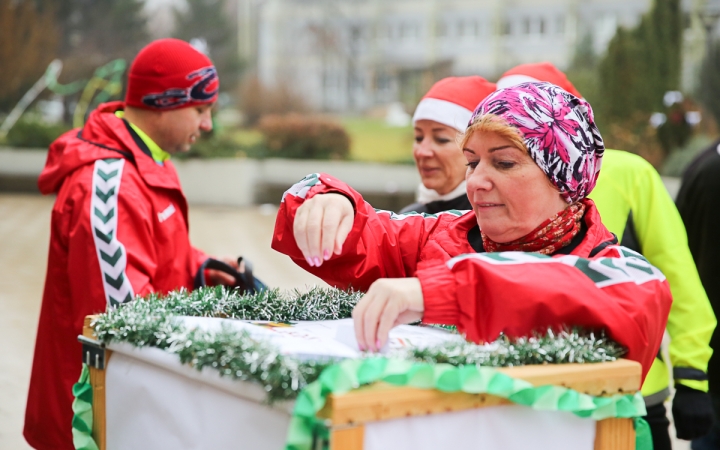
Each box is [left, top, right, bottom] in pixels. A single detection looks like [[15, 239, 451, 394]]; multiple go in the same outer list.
[[418, 248, 672, 383], [271, 173, 462, 291]]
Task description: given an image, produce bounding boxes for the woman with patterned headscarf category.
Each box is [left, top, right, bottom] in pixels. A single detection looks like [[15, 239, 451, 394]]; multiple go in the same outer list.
[[272, 82, 672, 381]]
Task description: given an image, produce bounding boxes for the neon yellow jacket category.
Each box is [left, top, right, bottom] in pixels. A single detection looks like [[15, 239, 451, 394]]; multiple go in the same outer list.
[[589, 149, 715, 403]]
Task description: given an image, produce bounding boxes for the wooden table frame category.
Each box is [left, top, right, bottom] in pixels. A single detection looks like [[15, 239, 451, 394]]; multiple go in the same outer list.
[[82, 317, 640, 450]]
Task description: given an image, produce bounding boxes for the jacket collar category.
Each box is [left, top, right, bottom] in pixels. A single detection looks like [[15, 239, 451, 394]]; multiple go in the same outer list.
[[451, 198, 615, 258], [573, 198, 617, 257], [81, 101, 182, 191]]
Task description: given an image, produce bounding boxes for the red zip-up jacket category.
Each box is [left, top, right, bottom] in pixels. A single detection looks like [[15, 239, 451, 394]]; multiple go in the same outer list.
[[24, 101, 207, 450], [272, 173, 673, 382]]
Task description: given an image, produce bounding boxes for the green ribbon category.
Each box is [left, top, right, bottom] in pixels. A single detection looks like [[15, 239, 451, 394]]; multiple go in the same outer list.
[[285, 357, 648, 450], [634, 417, 654, 450], [71, 364, 100, 450]]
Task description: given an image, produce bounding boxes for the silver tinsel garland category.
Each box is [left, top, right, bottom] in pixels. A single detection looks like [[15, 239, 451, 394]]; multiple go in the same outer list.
[[91, 286, 625, 402]]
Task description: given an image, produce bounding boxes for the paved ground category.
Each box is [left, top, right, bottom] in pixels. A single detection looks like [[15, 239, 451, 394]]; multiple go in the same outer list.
[[0, 193, 690, 449]]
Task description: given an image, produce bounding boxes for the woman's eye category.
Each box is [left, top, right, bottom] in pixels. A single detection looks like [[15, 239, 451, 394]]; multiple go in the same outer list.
[[496, 161, 515, 169], [414, 136, 423, 143], [465, 161, 479, 169], [435, 137, 451, 144]]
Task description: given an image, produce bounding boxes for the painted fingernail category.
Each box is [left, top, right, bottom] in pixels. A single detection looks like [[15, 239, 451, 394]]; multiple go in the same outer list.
[[376, 340, 381, 350], [306, 257, 314, 267], [313, 257, 321, 266], [323, 250, 330, 261]]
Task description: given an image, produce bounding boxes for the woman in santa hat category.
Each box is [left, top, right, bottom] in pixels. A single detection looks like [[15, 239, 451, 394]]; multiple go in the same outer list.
[[400, 76, 496, 214]]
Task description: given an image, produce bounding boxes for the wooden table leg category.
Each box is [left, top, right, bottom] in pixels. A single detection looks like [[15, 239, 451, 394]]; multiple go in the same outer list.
[[595, 418, 635, 450], [331, 425, 364, 450], [83, 316, 109, 450]]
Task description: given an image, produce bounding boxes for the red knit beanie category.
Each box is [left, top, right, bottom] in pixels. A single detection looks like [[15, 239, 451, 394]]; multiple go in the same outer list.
[[496, 62, 582, 98], [413, 76, 497, 131], [125, 38, 219, 110]]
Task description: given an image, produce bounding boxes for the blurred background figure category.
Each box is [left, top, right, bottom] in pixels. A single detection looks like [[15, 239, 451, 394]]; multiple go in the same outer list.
[[676, 139, 720, 450], [400, 76, 495, 214]]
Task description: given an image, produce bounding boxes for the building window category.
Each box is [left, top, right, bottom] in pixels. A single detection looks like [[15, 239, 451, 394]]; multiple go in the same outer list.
[[379, 23, 392, 40], [436, 20, 447, 37], [400, 22, 419, 40], [350, 73, 364, 90], [469, 20, 480, 37], [456, 20, 464, 37], [523, 17, 531, 35], [539, 18, 546, 35], [323, 71, 340, 89], [502, 19, 512, 35], [377, 73, 391, 90]]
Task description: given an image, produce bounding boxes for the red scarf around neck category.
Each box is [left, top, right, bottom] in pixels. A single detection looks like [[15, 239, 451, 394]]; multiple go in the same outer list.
[[481, 202, 586, 255]]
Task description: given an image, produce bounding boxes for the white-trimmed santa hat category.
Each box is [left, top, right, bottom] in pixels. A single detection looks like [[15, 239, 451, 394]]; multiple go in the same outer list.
[[412, 76, 496, 131], [496, 62, 582, 98]]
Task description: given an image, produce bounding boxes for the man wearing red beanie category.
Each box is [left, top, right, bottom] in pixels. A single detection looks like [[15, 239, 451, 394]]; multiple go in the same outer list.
[[24, 38, 239, 449]]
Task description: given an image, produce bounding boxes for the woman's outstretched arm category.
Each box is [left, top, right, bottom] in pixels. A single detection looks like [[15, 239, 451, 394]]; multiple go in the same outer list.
[[272, 173, 469, 290]]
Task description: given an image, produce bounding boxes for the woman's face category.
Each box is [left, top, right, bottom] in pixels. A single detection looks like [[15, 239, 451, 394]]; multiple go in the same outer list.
[[413, 120, 467, 195], [464, 131, 568, 243]]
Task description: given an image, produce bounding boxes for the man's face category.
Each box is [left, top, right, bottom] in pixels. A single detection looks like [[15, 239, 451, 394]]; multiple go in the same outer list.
[[154, 103, 214, 153]]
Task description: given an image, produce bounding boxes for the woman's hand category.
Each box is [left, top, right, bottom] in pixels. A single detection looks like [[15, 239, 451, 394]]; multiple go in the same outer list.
[[352, 278, 425, 351], [293, 193, 354, 267]]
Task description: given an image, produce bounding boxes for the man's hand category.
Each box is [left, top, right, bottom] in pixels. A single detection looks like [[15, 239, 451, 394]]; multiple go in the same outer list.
[[352, 278, 424, 352], [207, 256, 240, 286], [293, 193, 354, 267], [672, 385, 714, 440]]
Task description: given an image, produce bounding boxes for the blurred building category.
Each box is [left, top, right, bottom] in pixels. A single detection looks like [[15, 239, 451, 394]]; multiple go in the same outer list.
[[243, 0, 651, 112]]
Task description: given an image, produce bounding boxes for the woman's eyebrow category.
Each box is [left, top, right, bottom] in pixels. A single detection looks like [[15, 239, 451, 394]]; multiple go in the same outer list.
[[489, 145, 516, 153], [462, 147, 476, 154]]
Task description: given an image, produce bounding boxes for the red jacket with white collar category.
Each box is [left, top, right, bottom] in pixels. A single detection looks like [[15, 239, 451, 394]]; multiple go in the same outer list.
[[25, 101, 207, 450], [272, 173, 673, 383]]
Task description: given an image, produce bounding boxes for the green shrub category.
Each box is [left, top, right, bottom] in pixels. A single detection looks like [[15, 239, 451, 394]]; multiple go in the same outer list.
[[258, 114, 350, 160], [177, 133, 242, 159], [5, 119, 70, 148], [175, 132, 272, 160]]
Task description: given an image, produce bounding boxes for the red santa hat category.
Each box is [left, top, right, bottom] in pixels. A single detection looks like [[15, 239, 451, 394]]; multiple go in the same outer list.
[[412, 76, 497, 131], [496, 62, 582, 98], [125, 38, 219, 111]]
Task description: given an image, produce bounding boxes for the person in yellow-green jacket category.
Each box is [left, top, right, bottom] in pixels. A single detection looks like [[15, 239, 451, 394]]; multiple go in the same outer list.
[[589, 149, 716, 447], [494, 63, 716, 450]]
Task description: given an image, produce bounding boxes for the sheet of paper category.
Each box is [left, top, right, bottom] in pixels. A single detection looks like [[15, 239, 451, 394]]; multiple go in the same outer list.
[[177, 317, 464, 361]]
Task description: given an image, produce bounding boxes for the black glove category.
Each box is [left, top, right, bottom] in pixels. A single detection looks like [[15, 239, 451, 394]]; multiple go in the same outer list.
[[672, 384, 714, 440]]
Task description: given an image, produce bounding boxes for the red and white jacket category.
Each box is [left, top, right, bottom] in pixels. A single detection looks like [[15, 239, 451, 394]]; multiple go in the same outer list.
[[273, 173, 673, 382], [25, 102, 207, 450]]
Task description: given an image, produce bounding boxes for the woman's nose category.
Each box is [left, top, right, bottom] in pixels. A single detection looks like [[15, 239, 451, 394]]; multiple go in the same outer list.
[[413, 138, 434, 158], [466, 164, 493, 191]]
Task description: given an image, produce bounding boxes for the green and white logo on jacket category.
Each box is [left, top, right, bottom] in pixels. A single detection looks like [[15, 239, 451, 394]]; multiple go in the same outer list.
[[90, 158, 134, 307], [282, 173, 321, 202], [447, 247, 666, 288]]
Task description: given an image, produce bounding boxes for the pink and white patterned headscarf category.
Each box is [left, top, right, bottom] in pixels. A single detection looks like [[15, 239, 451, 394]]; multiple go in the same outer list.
[[470, 82, 604, 203]]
